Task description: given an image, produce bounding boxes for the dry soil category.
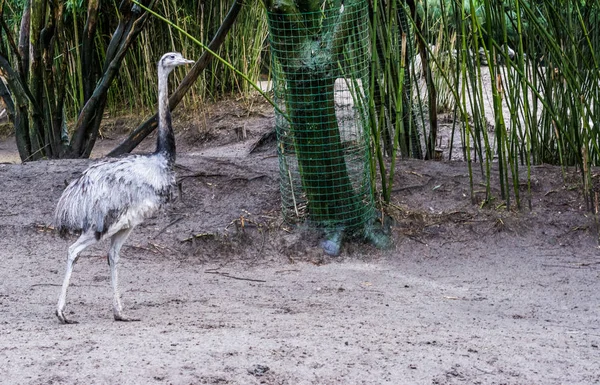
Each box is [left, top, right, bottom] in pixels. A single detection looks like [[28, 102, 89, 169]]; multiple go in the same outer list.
[[0, 99, 599, 385]]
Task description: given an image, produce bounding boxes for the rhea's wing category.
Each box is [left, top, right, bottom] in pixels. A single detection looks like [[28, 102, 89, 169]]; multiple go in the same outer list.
[[54, 155, 175, 234]]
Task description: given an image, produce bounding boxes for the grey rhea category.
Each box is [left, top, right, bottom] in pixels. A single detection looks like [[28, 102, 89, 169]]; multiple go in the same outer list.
[[54, 52, 194, 324]]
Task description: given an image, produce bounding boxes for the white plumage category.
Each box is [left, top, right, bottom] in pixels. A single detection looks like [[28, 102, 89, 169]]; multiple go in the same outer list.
[[55, 154, 174, 236], [55, 52, 194, 324]]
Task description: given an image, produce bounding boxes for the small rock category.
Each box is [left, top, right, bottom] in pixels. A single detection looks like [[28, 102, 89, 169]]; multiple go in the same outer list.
[[247, 364, 270, 377]]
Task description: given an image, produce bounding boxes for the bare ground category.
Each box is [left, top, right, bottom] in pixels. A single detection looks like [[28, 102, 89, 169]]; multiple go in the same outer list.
[[1, 98, 599, 385]]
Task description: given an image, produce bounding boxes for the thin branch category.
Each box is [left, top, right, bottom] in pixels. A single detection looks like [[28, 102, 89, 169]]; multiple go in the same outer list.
[[204, 271, 266, 283], [0, 19, 24, 78], [82, 0, 100, 101], [0, 54, 40, 115], [71, 0, 155, 157], [17, 0, 30, 81]]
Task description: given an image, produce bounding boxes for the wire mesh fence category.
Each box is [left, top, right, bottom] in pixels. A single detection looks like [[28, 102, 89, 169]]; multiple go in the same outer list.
[[266, 1, 375, 232]]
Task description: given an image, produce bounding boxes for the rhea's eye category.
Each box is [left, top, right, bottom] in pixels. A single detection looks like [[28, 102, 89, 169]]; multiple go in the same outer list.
[[169, 55, 175, 59]]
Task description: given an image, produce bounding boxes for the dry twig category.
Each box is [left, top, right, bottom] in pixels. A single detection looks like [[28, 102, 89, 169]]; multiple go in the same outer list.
[[205, 271, 266, 283]]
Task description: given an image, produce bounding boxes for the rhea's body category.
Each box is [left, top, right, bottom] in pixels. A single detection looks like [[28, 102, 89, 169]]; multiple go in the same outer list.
[[55, 154, 175, 238]]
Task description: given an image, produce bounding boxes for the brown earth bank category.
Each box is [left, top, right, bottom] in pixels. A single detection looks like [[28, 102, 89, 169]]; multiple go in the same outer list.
[[0, 99, 599, 385]]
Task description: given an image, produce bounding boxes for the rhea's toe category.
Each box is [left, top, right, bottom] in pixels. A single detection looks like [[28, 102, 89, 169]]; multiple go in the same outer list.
[[56, 310, 78, 324], [114, 314, 141, 322]]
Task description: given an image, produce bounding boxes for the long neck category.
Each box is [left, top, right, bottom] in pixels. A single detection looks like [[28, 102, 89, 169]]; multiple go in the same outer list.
[[156, 67, 176, 163]]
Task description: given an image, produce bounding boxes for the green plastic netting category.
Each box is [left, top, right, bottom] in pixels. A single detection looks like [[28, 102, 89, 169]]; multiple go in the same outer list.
[[266, 0, 374, 232]]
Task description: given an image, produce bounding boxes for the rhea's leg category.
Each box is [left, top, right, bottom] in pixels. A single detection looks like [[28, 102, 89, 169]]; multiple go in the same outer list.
[[56, 231, 98, 324], [108, 227, 138, 322]]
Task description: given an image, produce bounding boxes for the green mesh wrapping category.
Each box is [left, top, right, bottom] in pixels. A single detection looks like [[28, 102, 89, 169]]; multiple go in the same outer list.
[[266, 0, 375, 232]]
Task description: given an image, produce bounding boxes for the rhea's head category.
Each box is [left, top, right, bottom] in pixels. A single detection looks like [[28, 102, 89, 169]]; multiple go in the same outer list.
[[158, 52, 194, 74]]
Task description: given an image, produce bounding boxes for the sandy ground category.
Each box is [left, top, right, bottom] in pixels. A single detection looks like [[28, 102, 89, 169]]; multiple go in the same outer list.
[[0, 99, 599, 385]]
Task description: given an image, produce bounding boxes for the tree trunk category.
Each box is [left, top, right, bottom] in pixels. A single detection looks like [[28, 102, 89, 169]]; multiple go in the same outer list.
[[70, 0, 153, 158], [17, 0, 30, 81], [286, 72, 362, 224], [265, 0, 370, 229], [0, 54, 33, 158], [42, 0, 66, 158], [82, 0, 100, 103], [27, 0, 46, 159], [0, 0, 153, 161]]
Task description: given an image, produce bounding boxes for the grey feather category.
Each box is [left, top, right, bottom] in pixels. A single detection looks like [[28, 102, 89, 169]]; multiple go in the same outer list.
[[54, 154, 175, 238]]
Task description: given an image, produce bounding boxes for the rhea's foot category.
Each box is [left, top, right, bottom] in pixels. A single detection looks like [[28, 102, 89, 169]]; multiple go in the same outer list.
[[114, 313, 141, 322], [56, 310, 79, 324], [320, 227, 345, 256]]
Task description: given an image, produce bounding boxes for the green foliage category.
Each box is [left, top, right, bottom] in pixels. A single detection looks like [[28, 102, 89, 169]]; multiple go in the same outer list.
[[0, 0, 268, 121], [103, 0, 268, 116], [369, 0, 422, 205], [2, 0, 598, 214], [412, 0, 600, 209]]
